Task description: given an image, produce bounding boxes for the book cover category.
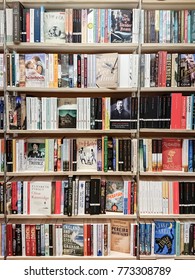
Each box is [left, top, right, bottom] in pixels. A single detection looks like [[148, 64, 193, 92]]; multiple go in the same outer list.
[[62, 224, 84, 256], [25, 53, 46, 87], [178, 54, 195, 87], [44, 11, 65, 43], [162, 139, 182, 171], [77, 138, 97, 171], [111, 219, 130, 253], [154, 220, 176, 255], [111, 9, 133, 43], [26, 139, 45, 171], [106, 179, 124, 212], [96, 53, 118, 88], [57, 98, 77, 129], [27, 181, 52, 215], [110, 97, 131, 129]]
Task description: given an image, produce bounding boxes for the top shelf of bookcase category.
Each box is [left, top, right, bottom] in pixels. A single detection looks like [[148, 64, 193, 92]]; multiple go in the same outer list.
[[6, 0, 139, 9], [141, 43, 195, 53], [142, 0, 195, 9]]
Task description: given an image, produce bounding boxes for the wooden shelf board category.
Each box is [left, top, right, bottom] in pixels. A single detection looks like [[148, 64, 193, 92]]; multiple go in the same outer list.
[[7, 129, 137, 135], [6, 43, 138, 53], [140, 255, 176, 260], [141, 87, 194, 92], [0, 87, 3, 91], [140, 129, 195, 138], [140, 172, 195, 177], [0, 214, 4, 219], [142, 43, 195, 52], [0, 256, 4, 260], [6, 87, 137, 93], [142, 0, 195, 9], [7, 171, 136, 177], [140, 214, 195, 219], [7, 214, 137, 220], [140, 129, 195, 133], [6, 251, 136, 260]]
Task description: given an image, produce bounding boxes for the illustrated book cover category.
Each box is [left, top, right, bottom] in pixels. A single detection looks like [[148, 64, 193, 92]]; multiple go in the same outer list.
[[76, 138, 97, 171], [111, 9, 133, 43], [57, 98, 77, 129], [44, 11, 65, 43], [96, 53, 118, 88], [162, 138, 182, 171], [154, 220, 176, 255], [62, 223, 84, 256], [106, 179, 124, 212], [25, 53, 46, 87]]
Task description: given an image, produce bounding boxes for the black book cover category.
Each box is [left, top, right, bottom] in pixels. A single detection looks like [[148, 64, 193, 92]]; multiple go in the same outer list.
[[67, 176, 73, 216], [100, 179, 106, 214], [85, 180, 91, 214], [15, 224, 22, 256], [12, 1, 24, 43], [179, 182, 184, 214], [189, 223, 194, 255], [49, 224, 53, 256], [90, 178, 101, 215], [36, 225, 42, 256]]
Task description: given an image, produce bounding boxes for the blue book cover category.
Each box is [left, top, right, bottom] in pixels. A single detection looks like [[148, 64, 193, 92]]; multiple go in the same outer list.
[[154, 220, 176, 255]]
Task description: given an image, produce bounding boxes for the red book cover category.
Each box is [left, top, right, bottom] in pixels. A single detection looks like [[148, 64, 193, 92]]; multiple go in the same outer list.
[[26, 10, 30, 42], [161, 51, 167, 87], [11, 181, 18, 214], [87, 224, 91, 256], [162, 138, 182, 171], [30, 224, 36, 256], [6, 224, 13, 256], [25, 224, 31, 256], [170, 93, 182, 129], [83, 223, 87, 256], [27, 181, 30, 214], [54, 181, 62, 214], [181, 95, 187, 129], [173, 181, 179, 214], [157, 51, 162, 87]]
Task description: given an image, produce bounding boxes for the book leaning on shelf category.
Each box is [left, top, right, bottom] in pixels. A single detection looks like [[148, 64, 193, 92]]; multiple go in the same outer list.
[[6, 178, 136, 216], [6, 52, 139, 88]]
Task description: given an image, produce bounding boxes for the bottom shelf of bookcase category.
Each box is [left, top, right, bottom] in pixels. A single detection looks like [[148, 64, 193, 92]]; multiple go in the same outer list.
[[6, 252, 137, 260]]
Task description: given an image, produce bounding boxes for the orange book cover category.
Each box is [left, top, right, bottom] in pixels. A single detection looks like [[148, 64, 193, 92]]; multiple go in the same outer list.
[[162, 138, 182, 171]]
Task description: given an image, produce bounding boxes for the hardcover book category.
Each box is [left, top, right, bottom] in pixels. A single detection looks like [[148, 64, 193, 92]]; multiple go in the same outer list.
[[154, 220, 176, 255], [77, 138, 97, 171], [106, 179, 124, 212], [111, 9, 133, 43], [96, 53, 118, 88], [26, 139, 45, 171], [28, 181, 52, 215], [44, 11, 65, 43], [25, 53, 46, 87], [162, 138, 182, 171], [57, 98, 77, 129], [110, 97, 131, 129], [62, 224, 84, 256], [111, 219, 130, 253]]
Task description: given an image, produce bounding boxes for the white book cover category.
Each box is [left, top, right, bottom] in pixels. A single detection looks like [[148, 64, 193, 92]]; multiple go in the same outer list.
[[28, 181, 52, 215], [6, 8, 13, 43], [78, 180, 85, 215], [44, 11, 65, 43]]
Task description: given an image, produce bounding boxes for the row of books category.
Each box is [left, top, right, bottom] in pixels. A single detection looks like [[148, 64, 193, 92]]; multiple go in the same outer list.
[[0, 223, 5, 256], [139, 138, 195, 172], [6, 178, 136, 216], [140, 93, 195, 130], [7, 93, 195, 131], [6, 220, 138, 257], [139, 181, 195, 215], [8, 3, 140, 44], [7, 95, 138, 131], [144, 10, 195, 44], [139, 220, 195, 256], [6, 52, 139, 89], [6, 137, 137, 173], [140, 52, 195, 88]]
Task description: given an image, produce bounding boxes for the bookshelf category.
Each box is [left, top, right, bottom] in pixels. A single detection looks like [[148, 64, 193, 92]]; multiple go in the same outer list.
[[1, 0, 195, 260]]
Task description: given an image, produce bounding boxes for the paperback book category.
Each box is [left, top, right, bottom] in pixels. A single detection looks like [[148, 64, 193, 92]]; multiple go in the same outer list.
[[154, 221, 176, 255], [62, 224, 84, 256], [44, 11, 66, 43], [106, 179, 124, 212], [25, 53, 46, 87], [57, 98, 77, 129], [111, 219, 130, 253], [26, 139, 45, 171], [77, 138, 97, 171], [110, 97, 131, 129]]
